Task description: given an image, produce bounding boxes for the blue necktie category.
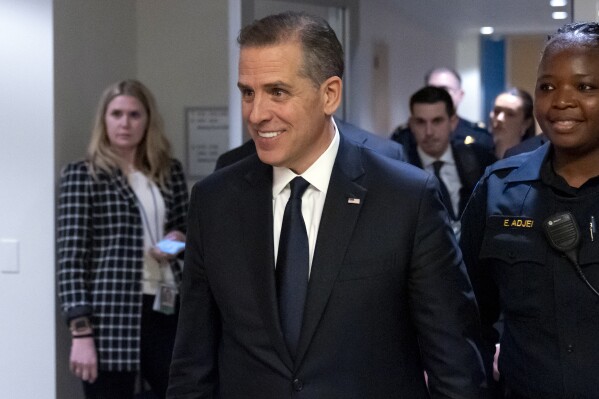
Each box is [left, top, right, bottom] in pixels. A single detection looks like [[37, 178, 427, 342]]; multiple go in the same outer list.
[[432, 160, 456, 220], [276, 176, 310, 358]]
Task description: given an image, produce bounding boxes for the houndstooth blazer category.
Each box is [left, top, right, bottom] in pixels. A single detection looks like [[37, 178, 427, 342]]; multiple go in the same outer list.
[[57, 159, 188, 371]]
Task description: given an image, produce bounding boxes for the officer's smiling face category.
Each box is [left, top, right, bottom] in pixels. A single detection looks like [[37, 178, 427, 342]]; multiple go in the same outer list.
[[535, 42, 599, 157]]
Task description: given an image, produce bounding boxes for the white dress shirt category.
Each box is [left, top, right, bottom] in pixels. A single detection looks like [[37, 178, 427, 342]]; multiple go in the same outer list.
[[272, 121, 340, 275]]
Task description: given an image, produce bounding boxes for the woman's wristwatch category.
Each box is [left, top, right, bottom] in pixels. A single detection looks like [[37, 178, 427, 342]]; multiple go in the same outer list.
[[69, 317, 93, 337]]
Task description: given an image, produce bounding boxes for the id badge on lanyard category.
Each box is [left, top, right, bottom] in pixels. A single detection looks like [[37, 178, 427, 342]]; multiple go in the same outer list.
[[153, 283, 177, 315]]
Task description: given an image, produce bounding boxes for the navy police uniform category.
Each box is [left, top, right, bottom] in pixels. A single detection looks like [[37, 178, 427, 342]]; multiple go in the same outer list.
[[454, 117, 494, 150], [460, 142, 599, 399]]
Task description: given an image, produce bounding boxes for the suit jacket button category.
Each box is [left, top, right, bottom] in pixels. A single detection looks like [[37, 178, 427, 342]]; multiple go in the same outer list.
[[292, 378, 303, 391]]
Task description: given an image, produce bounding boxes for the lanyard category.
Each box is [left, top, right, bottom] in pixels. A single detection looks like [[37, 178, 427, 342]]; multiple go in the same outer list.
[[135, 181, 160, 246]]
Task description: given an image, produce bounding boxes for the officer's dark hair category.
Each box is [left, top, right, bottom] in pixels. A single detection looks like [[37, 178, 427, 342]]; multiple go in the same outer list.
[[237, 11, 344, 87], [410, 86, 456, 117], [424, 67, 462, 86], [505, 87, 535, 140], [543, 22, 599, 55]]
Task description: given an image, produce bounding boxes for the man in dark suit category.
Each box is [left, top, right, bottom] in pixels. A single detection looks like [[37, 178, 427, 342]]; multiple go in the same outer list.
[[404, 86, 495, 237], [391, 68, 494, 155], [214, 118, 404, 170], [168, 12, 487, 398]]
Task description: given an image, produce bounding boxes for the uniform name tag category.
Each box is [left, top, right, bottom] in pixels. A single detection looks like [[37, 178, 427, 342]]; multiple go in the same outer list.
[[488, 215, 535, 229], [503, 217, 534, 228]]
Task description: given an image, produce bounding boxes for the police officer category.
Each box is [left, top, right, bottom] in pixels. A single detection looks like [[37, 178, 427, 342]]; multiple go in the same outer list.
[[460, 22, 599, 398]]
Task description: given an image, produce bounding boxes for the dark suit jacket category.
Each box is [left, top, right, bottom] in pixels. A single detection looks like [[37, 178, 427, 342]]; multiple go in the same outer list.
[[168, 136, 487, 398], [214, 119, 404, 170], [405, 143, 496, 218]]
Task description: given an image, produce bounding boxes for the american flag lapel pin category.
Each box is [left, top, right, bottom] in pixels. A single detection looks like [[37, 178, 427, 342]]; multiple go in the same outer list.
[[347, 197, 360, 205]]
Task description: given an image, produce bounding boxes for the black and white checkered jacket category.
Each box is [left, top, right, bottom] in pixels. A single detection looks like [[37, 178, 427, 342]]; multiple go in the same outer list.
[[57, 159, 188, 371]]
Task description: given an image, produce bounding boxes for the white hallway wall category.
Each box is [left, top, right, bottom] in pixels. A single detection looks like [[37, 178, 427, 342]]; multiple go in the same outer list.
[[0, 0, 56, 398]]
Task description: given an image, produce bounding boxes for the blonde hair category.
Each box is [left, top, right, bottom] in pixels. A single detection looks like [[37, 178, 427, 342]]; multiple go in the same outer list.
[[87, 79, 172, 188]]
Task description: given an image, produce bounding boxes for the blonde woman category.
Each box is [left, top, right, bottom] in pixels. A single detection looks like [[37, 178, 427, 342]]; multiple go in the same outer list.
[[58, 80, 188, 398]]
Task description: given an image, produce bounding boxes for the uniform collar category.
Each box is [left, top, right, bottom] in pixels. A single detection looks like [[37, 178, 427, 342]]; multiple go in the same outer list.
[[504, 142, 551, 184]]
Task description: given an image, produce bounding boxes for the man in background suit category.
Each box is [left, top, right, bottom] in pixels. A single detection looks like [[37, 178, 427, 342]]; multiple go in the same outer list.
[[405, 86, 495, 238], [391, 67, 494, 155], [214, 118, 405, 170], [167, 11, 487, 398]]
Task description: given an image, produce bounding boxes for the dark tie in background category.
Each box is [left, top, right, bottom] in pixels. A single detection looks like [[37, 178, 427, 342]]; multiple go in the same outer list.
[[276, 176, 310, 359], [432, 160, 456, 220]]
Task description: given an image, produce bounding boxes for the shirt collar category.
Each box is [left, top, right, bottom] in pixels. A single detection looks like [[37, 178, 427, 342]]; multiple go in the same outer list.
[[417, 144, 454, 169], [272, 119, 340, 197], [540, 146, 599, 196]]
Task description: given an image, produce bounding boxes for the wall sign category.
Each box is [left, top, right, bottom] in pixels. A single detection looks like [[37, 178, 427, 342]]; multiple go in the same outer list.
[[185, 107, 228, 179]]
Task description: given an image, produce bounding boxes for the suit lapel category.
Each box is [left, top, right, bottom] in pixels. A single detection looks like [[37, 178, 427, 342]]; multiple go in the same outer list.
[[452, 144, 481, 216], [112, 169, 137, 205], [295, 138, 367, 366], [240, 160, 294, 370]]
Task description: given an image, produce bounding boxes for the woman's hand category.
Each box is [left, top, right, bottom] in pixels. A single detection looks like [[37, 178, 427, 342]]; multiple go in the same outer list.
[[70, 337, 98, 383], [164, 230, 186, 242], [149, 230, 186, 262]]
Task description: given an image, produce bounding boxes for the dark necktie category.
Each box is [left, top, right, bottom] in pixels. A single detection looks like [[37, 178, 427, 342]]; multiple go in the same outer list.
[[276, 176, 310, 358], [432, 160, 456, 220]]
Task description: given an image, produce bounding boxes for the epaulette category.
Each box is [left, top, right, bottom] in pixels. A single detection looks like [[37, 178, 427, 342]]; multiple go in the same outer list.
[[486, 152, 528, 174]]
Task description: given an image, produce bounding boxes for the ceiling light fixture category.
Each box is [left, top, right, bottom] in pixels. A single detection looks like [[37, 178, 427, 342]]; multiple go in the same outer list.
[[550, 0, 567, 7], [480, 26, 494, 35], [552, 11, 568, 19]]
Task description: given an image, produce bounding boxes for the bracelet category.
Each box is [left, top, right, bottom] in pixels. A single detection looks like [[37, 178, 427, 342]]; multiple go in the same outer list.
[[72, 333, 94, 339]]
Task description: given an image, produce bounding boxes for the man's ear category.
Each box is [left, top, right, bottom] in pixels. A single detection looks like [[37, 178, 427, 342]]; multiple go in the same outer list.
[[322, 76, 342, 116], [450, 114, 459, 131]]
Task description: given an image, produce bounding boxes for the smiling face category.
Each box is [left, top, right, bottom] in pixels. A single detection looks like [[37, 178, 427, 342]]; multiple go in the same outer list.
[[237, 41, 340, 174], [535, 44, 599, 157], [410, 101, 458, 159], [105, 95, 148, 157]]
